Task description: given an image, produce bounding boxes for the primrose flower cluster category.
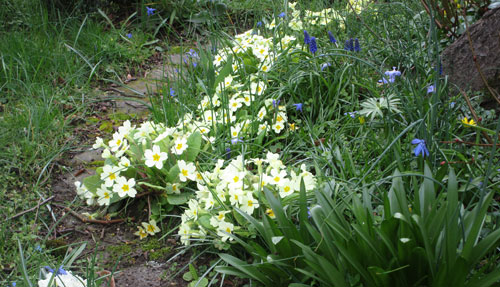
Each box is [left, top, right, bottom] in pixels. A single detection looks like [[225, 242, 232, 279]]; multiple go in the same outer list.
[[178, 152, 316, 247], [75, 118, 207, 207]]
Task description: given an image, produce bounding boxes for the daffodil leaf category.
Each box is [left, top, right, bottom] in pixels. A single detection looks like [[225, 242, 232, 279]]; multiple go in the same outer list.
[[185, 131, 202, 162]]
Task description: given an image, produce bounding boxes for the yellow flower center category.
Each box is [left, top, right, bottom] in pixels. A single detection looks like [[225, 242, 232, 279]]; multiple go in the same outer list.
[[122, 184, 129, 192], [233, 176, 239, 183], [276, 125, 282, 130], [104, 193, 110, 199], [116, 139, 121, 146], [218, 213, 224, 220], [153, 153, 160, 161], [147, 225, 155, 233], [284, 186, 290, 192], [232, 131, 238, 137], [172, 184, 177, 191], [248, 200, 253, 207], [109, 173, 116, 180], [226, 227, 231, 233], [182, 169, 188, 177], [274, 176, 280, 182], [277, 116, 283, 122]]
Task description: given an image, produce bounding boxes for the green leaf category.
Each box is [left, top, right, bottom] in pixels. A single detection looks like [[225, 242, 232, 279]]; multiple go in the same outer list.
[[197, 214, 213, 230], [167, 193, 192, 205], [185, 131, 202, 162], [182, 271, 193, 282], [218, 254, 272, 285], [82, 174, 102, 193], [168, 164, 180, 182], [189, 277, 208, 287]]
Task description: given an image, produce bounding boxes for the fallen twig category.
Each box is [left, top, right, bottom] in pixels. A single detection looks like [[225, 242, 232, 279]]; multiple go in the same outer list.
[[9, 195, 56, 220], [52, 203, 134, 224]]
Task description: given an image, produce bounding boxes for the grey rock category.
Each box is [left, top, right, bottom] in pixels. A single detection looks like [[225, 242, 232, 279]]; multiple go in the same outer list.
[[442, 8, 500, 99]]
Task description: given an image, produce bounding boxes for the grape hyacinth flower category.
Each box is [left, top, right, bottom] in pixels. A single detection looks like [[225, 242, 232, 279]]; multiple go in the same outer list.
[[328, 31, 337, 44], [256, 21, 262, 27], [126, 33, 132, 39], [309, 37, 317, 54], [344, 38, 354, 51], [304, 30, 310, 45], [146, 6, 156, 16], [411, 139, 429, 158], [354, 38, 361, 52], [293, 103, 303, 112]]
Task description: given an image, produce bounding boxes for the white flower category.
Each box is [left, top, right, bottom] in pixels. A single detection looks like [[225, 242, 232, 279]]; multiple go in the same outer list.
[[217, 221, 234, 242], [272, 122, 285, 134], [118, 120, 133, 136], [268, 169, 288, 186], [142, 219, 161, 235], [101, 148, 112, 159], [119, 157, 130, 168], [241, 92, 254, 106], [187, 199, 200, 220], [101, 165, 121, 187], [38, 270, 87, 287], [210, 211, 230, 227], [144, 145, 168, 169], [229, 97, 243, 112], [279, 178, 295, 198], [178, 160, 196, 182], [96, 184, 112, 206], [92, 137, 105, 149], [250, 82, 265, 95], [230, 125, 241, 138], [108, 133, 124, 152], [74, 181, 88, 196], [172, 137, 188, 155], [257, 107, 267, 120], [178, 223, 192, 245], [228, 187, 245, 206], [113, 176, 137, 198], [266, 152, 283, 169], [153, 128, 175, 143], [240, 194, 259, 215]]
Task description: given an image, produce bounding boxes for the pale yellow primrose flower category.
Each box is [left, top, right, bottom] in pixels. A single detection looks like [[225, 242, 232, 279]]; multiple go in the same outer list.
[[142, 219, 161, 235], [144, 145, 168, 169], [113, 176, 137, 198]]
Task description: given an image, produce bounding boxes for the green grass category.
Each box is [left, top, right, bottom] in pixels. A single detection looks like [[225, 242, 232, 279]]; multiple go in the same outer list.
[[2, 0, 500, 286]]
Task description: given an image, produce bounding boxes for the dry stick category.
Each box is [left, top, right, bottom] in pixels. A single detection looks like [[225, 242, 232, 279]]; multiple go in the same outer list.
[[462, 7, 500, 105], [51, 203, 134, 224], [460, 88, 494, 144], [9, 195, 56, 220]]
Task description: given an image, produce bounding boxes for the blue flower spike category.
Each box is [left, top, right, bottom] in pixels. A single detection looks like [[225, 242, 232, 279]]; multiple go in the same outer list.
[[278, 12, 286, 18], [309, 37, 317, 54], [354, 38, 361, 52], [304, 30, 311, 45], [328, 31, 337, 44], [411, 139, 430, 158]]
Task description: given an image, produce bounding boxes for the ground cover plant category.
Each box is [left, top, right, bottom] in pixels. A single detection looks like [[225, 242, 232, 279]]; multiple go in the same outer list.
[[2, 0, 500, 286]]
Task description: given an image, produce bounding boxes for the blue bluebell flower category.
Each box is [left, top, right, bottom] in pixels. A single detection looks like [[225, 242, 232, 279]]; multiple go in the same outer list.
[[170, 88, 176, 97], [272, 99, 280, 108], [146, 6, 156, 16], [344, 111, 358, 118], [321, 62, 332, 71], [35, 245, 42, 252], [303, 30, 310, 45], [278, 12, 286, 18], [12, 283, 16, 287], [126, 33, 132, 39], [309, 37, 317, 54], [192, 62, 197, 68], [256, 21, 262, 27], [427, 85, 435, 94], [56, 266, 68, 275], [225, 147, 231, 159], [354, 38, 361, 52], [328, 31, 337, 44], [379, 67, 401, 83], [231, 137, 244, 145], [293, 103, 303, 112], [44, 266, 54, 273], [411, 139, 429, 158], [307, 207, 312, 219]]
